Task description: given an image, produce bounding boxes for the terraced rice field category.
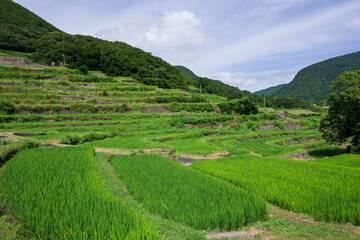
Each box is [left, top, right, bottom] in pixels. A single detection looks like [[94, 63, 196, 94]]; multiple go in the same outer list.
[[1, 65, 359, 239]]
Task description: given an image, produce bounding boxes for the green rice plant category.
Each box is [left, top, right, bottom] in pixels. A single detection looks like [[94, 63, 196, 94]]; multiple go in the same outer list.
[[2, 147, 159, 239], [60, 132, 116, 145], [166, 103, 214, 112], [111, 154, 267, 231], [308, 146, 346, 158], [193, 155, 360, 225], [68, 74, 116, 83], [0, 139, 41, 165], [316, 154, 360, 168]]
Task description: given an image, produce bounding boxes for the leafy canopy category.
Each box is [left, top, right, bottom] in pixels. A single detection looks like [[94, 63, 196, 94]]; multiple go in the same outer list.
[[320, 70, 360, 152]]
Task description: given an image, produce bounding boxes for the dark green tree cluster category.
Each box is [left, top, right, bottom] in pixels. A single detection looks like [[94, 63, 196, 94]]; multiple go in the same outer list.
[[0, 0, 60, 52], [264, 96, 314, 109], [31, 32, 187, 89], [218, 97, 258, 115], [190, 77, 258, 101], [320, 70, 360, 152]]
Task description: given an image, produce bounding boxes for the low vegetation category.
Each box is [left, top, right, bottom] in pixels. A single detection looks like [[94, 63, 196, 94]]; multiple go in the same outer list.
[[111, 154, 267, 230], [2, 147, 159, 239], [193, 155, 360, 225]]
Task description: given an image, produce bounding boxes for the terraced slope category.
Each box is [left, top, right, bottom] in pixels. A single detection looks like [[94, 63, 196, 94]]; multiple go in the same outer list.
[[1, 65, 359, 239]]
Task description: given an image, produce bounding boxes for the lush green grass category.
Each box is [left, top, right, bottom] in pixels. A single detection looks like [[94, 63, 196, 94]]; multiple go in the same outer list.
[[95, 153, 206, 240], [193, 155, 360, 225], [316, 154, 360, 168], [111, 154, 267, 231], [2, 147, 159, 239], [308, 146, 346, 158]]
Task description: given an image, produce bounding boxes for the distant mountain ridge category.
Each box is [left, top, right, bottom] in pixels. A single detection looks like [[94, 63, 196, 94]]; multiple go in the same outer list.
[[0, 0, 61, 52], [274, 51, 360, 104], [254, 84, 287, 96]]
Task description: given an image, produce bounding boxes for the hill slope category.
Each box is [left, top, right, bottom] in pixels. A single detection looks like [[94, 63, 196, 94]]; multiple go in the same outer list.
[[274, 51, 360, 104], [175, 65, 197, 78], [254, 84, 287, 96], [0, 0, 61, 52]]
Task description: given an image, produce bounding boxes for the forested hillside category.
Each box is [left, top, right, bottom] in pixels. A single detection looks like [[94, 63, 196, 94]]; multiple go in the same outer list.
[[0, 0, 60, 52], [254, 84, 287, 96], [31, 32, 187, 89], [175, 65, 197, 78], [274, 51, 360, 104]]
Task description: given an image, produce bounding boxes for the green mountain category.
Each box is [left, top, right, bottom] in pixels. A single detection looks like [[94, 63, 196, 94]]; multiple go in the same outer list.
[[175, 65, 197, 78], [0, 0, 61, 52], [31, 32, 187, 89], [254, 84, 287, 96], [274, 51, 360, 104], [0, 0, 320, 110]]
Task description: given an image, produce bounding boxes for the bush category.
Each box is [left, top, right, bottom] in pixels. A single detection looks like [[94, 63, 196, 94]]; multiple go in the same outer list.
[[60, 132, 115, 145], [274, 120, 285, 129], [0, 140, 42, 164], [308, 146, 346, 158], [246, 120, 260, 131], [0, 101, 15, 115], [218, 97, 258, 115]]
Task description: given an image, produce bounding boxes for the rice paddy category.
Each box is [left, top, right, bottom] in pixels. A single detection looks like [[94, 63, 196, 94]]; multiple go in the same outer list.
[[0, 65, 359, 239]]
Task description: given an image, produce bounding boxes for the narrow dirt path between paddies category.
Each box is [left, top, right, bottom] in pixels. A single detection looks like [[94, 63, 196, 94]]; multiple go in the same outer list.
[[94, 147, 232, 166], [0, 132, 28, 142], [176, 152, 231, 166], [206, 231, 255, 239]]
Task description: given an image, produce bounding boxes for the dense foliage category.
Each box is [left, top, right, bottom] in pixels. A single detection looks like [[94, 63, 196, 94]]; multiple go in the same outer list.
[[190, 76, 258, 101], [218, 97, 258, 115], [111, 154, 267, 230], [0, 0, 60, 52], [2, 147, 159, 239], [175, 65, 197, 78], [193, 155, 360, 225], [31, 32, 187, 89], [320, 70, 360, 152], [275, 51, 360, 104]]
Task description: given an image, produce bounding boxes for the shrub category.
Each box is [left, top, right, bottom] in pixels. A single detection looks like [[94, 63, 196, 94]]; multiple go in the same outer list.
[[0, 101, 15, 115], [0, 140, 42, 165], [308, 146, 346, 158], [60, 132, 115, 145], [246, 120, 260, 131], [218, 97, 258, 115]]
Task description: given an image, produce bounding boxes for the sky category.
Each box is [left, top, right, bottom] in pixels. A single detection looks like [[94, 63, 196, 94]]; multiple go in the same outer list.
[[13, 0, 360, 92]]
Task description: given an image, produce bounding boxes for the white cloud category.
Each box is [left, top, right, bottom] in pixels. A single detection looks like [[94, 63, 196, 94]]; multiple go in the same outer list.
[[96, 10, 209, 63], [191, 0, 360, 74], [207, 68, 299, 92]]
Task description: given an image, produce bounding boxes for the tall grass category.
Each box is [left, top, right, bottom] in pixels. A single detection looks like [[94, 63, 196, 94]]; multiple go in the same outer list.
[[2, 147, 159, 239], [316, 154, 360, 168], [111, 154, 267, 231], [193, 155, 360, 225]]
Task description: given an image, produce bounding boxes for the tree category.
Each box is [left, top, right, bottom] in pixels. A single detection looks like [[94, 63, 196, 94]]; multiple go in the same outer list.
[[320, 70, 360, 152], [218, 97, 258, 115]]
